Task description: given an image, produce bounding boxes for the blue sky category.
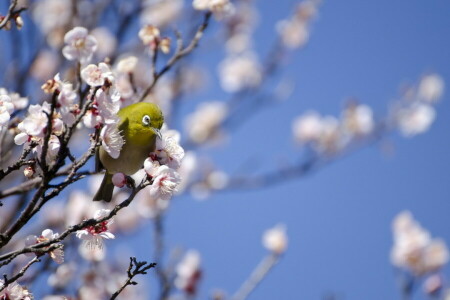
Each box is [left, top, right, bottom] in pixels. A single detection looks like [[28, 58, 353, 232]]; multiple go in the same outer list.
[[153, 0, 450, 299]]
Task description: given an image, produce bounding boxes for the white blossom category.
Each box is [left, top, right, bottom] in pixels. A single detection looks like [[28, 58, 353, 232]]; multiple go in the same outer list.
[[100, 124, 125, 159], [140, 0, 183, 28], [62, 27, 98, 63], [35, 229, 64, 264], [397, 103, 436, 137], [91, 27, 117, 59], [418, 74, 444, 103], [342, 104, 374, 136], [175, 250, 202, 294], [81, 63, 114, 87], [292, 111, 323, 143], [149, 165, 181, 200], [0, 95, 14, 127], [0, 280, 33, 300], [193, 0, 234, 19], [185, 101, 228, 144], [116, 56, 138, 74], [391, 211, 449, 275], [76, 209, 115, 250], [277, 19, 309, 49], [219, 53, 262, 92], [0, 88, 28, 110], [263, 224, 288, 254], [139, 25, 160, 47], [151, 135, 185, 169]]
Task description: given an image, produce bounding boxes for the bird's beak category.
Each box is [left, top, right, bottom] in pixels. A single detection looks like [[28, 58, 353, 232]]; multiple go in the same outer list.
[[154, 128, 162, 140]]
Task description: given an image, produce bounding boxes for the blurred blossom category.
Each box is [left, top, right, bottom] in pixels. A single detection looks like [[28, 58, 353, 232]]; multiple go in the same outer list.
[[136, 186, 170, 218], [110, 192, 142, 231], [76, 209, 115, 250], [32, 0, 71, 35], [0, 95, 14, 128], [218, 53, 262, 92], [91, 27, 117, 59], [193, 0, 235, 19], [276, 19, 309, 49], [78, 285, 104, 300], [176, 151, 199, 193], [31, 51, 60, 81], [342, 104, 374, 136], [48, 263, 76, 288], [84, 89, 121, 128], [226, 33, 253, 54], [0, 88, 28, 110], [116, 56, 138, 74], [185, 101, 228, 144], [140, 0, 183, 28], [62, 27, 98, 64], [175, 250, 202, 295], [65, 188, 104, 227], [263, 224, 288, 254], [391, 211, 449, 275], [0, 280, 33, 300], [397, 103, 436, 137], [424, 274, 443, 295], [206, 170, 229, 190], [190, 182, 211, 200], [418, 74, 444, 103], [276, 0, 319, 49], [292, 111, 322, 144], [81, 63, 114, 87]]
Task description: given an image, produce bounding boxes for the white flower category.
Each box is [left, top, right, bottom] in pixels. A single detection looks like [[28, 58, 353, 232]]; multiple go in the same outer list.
[[62, 27, 98, 63], [32, 0, 71, 34], [54, 74, 78, 107], [116, 56, 138, 74], [35, 135, 61, 162], [144, 158, 161, 177], [81, 63, 114, 87], [140, 0, 183, 28], [292, 111, 323, 143], [219, 53, 262, 92], [76, 209, 115, 250], [193, 0, 234, 19], [35, 229, 64, 264], [100, 124, 125, 159], [185, 101, 228, 144], [277, 19, 309, 49], [90, 27, 117, 59], [175, 250, 202, 294], [342, 104, 374, 136], [391, 211, 449, 275], [0, 95, 14, 127], [0, 88, 28, 110], [0, 280, 33, 300], [112, 173, 126, 188], [397, 103, 436, 137], [96, 89, 121, 123], [149, 165, 181, 200], [139, 25, 160, 47], [262, 224, 288, 254], [151, 135, 185, 169], [418, 74, 444, 103]]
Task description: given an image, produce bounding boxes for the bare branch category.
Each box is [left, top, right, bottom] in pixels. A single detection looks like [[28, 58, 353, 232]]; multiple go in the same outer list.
[[110, 257, 157, 300], [0, 0, 27, 30], [0, 256, 41, 292], [231, 254, 280, 300]]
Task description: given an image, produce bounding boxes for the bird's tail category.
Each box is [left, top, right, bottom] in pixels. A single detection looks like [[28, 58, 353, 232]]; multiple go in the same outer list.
[[93, 173, 114, 202]]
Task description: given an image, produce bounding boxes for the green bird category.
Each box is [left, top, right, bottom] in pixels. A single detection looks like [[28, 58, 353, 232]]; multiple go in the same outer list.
[[94, 102, 164, 202]]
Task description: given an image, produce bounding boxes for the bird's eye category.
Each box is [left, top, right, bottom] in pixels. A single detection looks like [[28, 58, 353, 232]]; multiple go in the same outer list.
[[142, 115, 151, 126]]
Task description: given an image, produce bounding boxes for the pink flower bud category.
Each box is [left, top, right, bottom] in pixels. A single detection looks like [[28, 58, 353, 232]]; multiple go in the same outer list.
[[112, 173, 126, 188]]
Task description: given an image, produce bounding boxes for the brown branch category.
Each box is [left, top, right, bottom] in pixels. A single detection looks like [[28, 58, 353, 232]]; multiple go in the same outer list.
[[139, 12, 212, 102], [0, 255, 41, 292], [0, 144, 36, 182], [110, 257, 157, 300], [0, 0, 26, 30]]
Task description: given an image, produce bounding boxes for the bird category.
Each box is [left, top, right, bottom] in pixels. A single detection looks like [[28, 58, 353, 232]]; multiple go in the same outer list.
[[93, 102, 164, 202]]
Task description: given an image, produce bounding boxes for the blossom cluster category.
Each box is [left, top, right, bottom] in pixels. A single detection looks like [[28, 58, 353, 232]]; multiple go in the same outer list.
[[391, 211, 449, 275], [292, 103, 375, 154], [0, 280, 33, 300]]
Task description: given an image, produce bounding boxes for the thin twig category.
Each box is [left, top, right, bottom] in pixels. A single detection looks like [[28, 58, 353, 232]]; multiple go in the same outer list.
[[0, 256, 41, 292], [139, 12, 212, 102], [231, 254, 280, 300], [110, 257, 157, 300]]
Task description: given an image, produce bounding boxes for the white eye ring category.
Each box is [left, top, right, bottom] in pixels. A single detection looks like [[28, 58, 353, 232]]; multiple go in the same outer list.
[[142, 115, 151, 126]]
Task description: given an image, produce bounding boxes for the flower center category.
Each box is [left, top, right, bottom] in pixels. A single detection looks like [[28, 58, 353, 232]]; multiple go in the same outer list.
[[86, 221, 108, 235]]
